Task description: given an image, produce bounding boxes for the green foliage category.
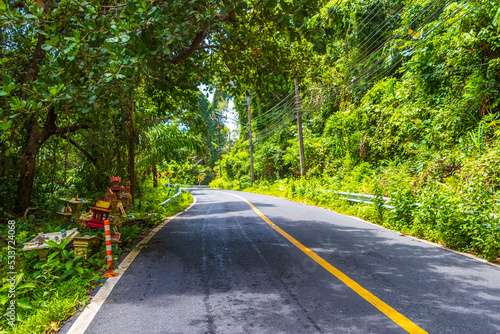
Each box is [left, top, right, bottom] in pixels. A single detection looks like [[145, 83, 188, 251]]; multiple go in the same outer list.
[[0, 179, 193, 331], [214, 0, 500, 263], [0, 237, 104, 331]]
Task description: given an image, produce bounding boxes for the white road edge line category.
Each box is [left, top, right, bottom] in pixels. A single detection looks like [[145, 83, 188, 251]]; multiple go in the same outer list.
[[345, 214, 500, 269], [66, 195, 198, 334]]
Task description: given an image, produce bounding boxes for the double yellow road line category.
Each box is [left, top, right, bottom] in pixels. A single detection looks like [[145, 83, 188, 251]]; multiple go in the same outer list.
[[228, 193, 428, 334]]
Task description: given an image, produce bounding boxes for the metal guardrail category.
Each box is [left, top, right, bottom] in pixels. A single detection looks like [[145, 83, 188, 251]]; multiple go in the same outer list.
[[159, 184, 209, 206], [176, 184, 209, 188], [160, 186, 182, 206], [325, 191, 394, 209], [326, 190, 498, 218], [330, 191, 394, 209]]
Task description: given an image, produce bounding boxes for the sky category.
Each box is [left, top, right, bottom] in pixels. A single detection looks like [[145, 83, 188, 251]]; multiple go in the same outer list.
[[199, 84, 240, 133]]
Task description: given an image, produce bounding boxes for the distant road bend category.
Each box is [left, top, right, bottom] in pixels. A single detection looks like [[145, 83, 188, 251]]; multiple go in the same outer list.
[[63, 189, 500, 334]]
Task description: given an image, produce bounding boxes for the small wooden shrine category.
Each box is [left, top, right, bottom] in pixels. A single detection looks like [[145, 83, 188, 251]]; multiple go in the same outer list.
[[87, 200, 111, 229], [58, 197, 89, 220], [74, 234, 101, 259], [106, 177, 132, 214], [109, 176, 122, 198]]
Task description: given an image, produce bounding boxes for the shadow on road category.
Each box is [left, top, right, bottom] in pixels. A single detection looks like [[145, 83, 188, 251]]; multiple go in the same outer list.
[[83, 191, 500, 334]]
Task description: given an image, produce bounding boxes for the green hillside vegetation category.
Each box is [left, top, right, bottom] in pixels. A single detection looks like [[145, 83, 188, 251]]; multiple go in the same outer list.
[[212, 0, 500, 262]]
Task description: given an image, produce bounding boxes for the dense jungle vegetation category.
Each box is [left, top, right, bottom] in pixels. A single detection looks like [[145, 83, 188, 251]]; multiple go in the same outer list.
[[212, 0, 500, 263], [1, 0, 500, 331]]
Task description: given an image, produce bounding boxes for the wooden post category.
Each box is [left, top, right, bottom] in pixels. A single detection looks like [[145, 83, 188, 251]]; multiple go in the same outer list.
[[247, 96, 254, 186], [295, 78, 306, 177]]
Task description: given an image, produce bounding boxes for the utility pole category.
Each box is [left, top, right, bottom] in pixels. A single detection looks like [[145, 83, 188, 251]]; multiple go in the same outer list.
[[295, 78, 306, 177], [247, 96, 254, 186], [210, 113, 224, 178], [217, 121, 221, 178]]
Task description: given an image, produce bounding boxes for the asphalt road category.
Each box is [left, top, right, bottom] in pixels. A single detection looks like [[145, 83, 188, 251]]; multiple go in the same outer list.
[[63, 189, 500, 333]]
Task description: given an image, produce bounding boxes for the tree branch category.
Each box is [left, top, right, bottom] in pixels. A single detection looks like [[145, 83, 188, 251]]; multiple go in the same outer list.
[[58, 134, 101, 170], [170, 30, 209, 64], [21, 0, 49, 93], [168, 0, 238, 65], [216, 0, 237, 22], [214, 13, 238, 23], [41, 106, 90, 142], [197, 45, 219, 50], [53, 123, 91, 135]]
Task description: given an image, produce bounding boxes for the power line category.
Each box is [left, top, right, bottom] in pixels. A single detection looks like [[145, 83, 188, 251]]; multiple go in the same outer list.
[[344, 0, 470, 91], [369, 0, 474, 87], [237, 1, 479, 148], [343, 0, 450, 85]]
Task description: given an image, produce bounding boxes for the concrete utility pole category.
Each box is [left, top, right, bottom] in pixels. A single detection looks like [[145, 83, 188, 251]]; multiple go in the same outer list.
[[247, 96, 254, 186], [217, 122, 221, 178], [295, 78, 306, 177], [210, 113, 224, 178]]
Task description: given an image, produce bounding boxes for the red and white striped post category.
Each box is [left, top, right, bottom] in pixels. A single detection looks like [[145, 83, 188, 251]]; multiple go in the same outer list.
[[103, 219, 118, 277]]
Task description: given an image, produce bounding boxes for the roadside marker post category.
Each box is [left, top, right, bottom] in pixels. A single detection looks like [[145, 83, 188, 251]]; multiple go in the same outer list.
[[166, 171, 172, 188], [103, 219, 118, 278]]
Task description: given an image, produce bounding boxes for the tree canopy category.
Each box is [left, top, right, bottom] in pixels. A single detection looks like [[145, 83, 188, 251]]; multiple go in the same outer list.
[[0, 0, 320, 213]]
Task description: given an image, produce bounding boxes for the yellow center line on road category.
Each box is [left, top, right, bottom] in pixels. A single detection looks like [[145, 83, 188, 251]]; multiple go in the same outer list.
[[227, 192, 428, 334]]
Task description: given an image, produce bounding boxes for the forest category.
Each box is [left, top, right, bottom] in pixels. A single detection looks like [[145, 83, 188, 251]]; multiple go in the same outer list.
[[1, 0, 500, 332], [213, 0, 500, 264]]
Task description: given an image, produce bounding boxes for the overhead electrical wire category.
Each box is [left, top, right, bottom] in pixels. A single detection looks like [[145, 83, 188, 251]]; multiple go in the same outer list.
[[259, 0, 466, 136], [354, 3, 407, 59], [354, 0, 428, 55], [244, 0, 476, 143], [252, 91, 296, 121], [254, 100, 296, 136], [339, 0, 447, 86], [343, 0, 464, 90], [297, 0, 477, 119], [284, 0, 449, 112], [346, 0, 475, 91], [342, 0, 449, 85], [243, 0, 345, 137], [253, 85, 321, 141]]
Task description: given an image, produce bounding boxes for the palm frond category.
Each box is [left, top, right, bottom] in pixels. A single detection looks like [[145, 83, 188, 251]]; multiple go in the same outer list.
[[137, 123, 205, 167]]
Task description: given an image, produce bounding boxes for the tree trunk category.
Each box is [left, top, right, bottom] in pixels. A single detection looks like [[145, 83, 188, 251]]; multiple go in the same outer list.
[[52, 138, 58, 194], [129, 99, 136, 206], [14, 107, 90, 215], [135, 175, 142, 198], [16, 122, 43, 213], [153, 165, 158, 188]]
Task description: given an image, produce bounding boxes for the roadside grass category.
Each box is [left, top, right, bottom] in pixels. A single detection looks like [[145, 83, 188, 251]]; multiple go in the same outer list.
[[0, 181, 193, 334]]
